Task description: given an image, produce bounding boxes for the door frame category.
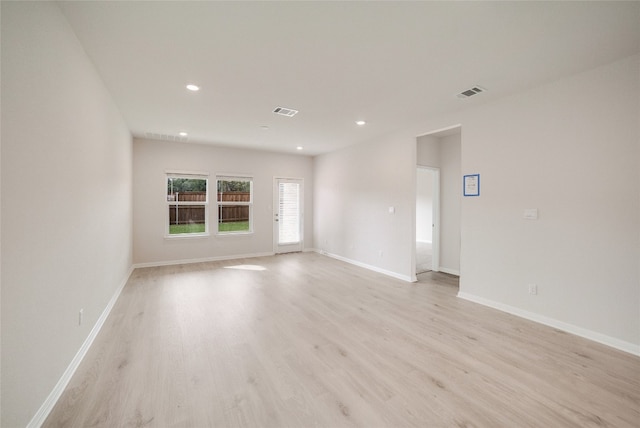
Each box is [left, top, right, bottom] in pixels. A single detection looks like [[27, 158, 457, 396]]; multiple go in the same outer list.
[[273, 177, 304, 254]]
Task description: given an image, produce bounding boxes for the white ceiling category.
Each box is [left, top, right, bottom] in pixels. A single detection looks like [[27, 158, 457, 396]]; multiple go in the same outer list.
[[58, 1, 640, 156]]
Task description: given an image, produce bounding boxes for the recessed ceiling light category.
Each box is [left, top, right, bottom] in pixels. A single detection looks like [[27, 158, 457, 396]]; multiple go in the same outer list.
[[356, 120, 366, 126], [296, 146, 303, 150], [178, 131, 188, 137], [186, 84, 200, 91]]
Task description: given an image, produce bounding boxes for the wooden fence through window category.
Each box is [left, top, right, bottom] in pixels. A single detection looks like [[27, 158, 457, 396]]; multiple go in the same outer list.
[[168, 192, 250, 225]]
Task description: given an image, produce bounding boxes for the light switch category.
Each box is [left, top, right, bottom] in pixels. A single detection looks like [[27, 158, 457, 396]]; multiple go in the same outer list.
[[388, 206, 395, 214], [524, 208, 538, 220]]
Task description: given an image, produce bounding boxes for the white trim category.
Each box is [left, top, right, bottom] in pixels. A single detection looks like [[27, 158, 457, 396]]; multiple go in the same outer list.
[[165, 169, 209, 176], [272, 175, 305, 181], [457, 291, 640, 357], [164, 233, 210, 240], [216, 173, 253, 180], [132, 251, 275, 269], [316, 250, 413, 282], [214, 231, 254, 237], [439, 267, 460, 276], [27, 266, 134, 428], [416, 123, 462, 138]]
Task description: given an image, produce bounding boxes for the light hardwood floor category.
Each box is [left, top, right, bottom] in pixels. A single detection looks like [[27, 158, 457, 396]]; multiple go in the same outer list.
[[45, 252, 639, 427]]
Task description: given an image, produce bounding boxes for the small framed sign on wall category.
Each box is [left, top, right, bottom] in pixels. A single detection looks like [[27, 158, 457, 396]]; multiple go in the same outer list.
[[463, 174, 480, 197]]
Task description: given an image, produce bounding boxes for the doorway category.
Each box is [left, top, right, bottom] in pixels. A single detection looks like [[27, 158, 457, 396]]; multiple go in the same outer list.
[[273, 178, 304, 253], [416, 167, 439, 274], [415, 125, 461, 280]]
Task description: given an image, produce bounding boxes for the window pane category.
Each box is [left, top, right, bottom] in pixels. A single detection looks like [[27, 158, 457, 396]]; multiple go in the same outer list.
[[217, 179, 251, 202], [167, 178, 207, 202], [168, 204, 206, 234], [218, 205, 250, 232]]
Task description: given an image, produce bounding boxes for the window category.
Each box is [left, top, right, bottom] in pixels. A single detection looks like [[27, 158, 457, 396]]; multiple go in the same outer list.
[[166, 174, 208, 236], [217, 175, 252, 234]]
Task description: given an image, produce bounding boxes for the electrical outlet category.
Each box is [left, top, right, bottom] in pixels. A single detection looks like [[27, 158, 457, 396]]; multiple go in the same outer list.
[[79, 309, 84, 325], [528, 284, 538, 295]]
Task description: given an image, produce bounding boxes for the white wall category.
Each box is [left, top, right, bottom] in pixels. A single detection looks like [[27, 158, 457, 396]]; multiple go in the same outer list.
[[417, 133, 461, 274], [417, 135, 440, 163], [314, 132, 416, 280], [416, 168, 433, 242], [439, 134, 461, 274], [455, 55, 639, 353], [314, 54, 640, 353], [1, 2, 133, 426], [133, 138, 313, 265]]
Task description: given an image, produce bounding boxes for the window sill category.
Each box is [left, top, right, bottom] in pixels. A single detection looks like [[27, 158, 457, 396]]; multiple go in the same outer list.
[[215, 231, 254, 237], [164, 233, 210, 240]]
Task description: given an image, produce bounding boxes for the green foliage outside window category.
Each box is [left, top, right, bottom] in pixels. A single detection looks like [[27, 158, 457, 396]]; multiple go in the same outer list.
[[167, 178, 207, 194], [217, 180, 250, 193]]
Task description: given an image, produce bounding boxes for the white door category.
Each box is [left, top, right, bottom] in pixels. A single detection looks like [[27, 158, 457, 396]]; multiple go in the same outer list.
[[416, 167, 440, 273], [274, 178, 303, 253]]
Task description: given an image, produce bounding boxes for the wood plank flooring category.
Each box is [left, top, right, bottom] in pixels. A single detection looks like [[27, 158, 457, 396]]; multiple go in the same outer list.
[[45, 252, 640, 427]]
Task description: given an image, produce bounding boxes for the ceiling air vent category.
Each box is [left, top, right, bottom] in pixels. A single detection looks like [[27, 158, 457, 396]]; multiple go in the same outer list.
[[457, 86, 486, 99], [273, 107, 299, 117], [145, 132, 189, 142]]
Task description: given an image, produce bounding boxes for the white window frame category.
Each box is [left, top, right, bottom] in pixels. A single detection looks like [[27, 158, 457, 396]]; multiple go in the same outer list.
[[165, 171, 209, 238], [216, 174, 253, 235]]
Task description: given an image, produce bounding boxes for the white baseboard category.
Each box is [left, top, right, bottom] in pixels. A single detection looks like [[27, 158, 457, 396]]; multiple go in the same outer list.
[[27, 266, 135, 428], [438, 266, 460, 276], [132, 251, 275, 269], [316, 250, 413, 282], [457, 291, 640, 357]]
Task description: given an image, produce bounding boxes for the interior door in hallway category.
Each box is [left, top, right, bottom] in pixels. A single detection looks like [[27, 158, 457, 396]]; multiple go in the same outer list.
[[416, 166, 439, 273], [274, 178, 303, 253]]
